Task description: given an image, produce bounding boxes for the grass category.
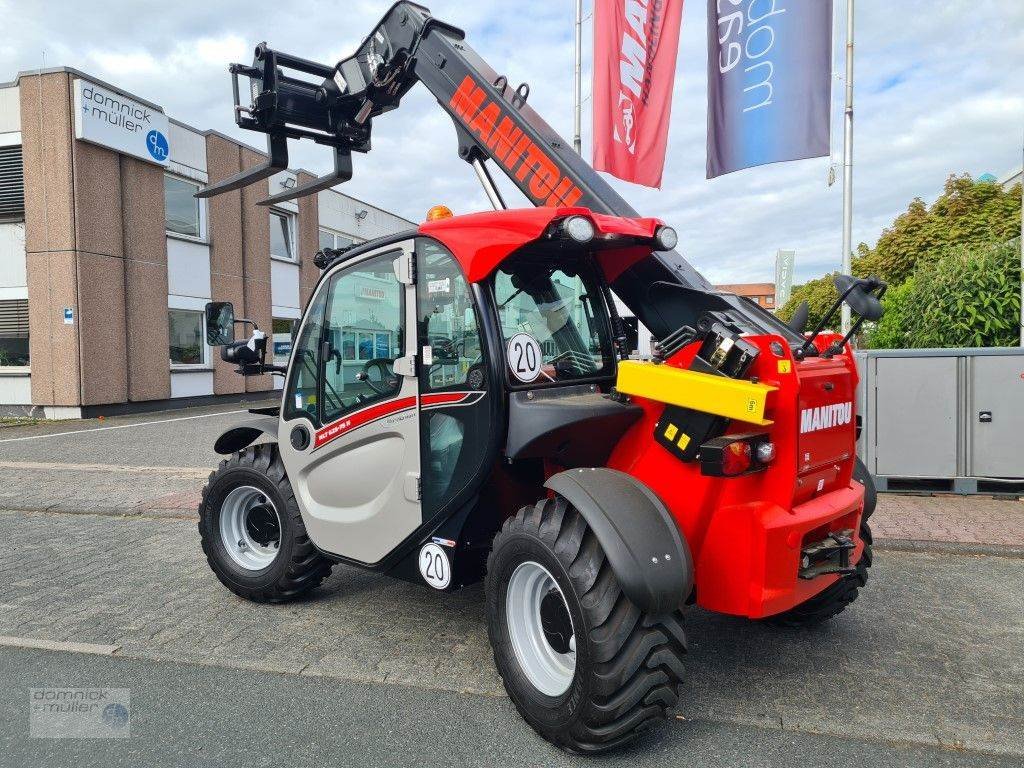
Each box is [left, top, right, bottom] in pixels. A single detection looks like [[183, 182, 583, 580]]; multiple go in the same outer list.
[[0, 417, 41, 429]]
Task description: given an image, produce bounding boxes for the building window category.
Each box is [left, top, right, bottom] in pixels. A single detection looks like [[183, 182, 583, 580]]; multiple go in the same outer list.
[[765, 296, 774, 307], [168, 309, 206, 366], [0, 299, 29, 367], [0, 145, 25, 221], [164, 175, 202, 238], [272, 318, 296, 365], [271, 210, 296, 261], [318, 227, 356, 251]]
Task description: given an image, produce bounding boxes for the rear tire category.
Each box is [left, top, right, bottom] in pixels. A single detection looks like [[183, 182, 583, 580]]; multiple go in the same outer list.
[[198, 444, 332, 603], [766, 521, 873, 628], [486, 496, 687, 754]]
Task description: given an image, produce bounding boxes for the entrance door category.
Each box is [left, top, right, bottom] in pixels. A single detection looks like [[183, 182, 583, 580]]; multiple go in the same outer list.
[[278, 241, 421, 564]]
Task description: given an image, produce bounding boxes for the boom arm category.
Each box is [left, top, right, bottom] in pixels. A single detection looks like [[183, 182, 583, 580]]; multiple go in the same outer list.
[[196, 1, 806, 342]]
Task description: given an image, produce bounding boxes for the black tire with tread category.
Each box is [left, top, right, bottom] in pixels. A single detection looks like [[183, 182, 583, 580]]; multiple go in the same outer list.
[[766, 521, 873, 628], [485, 496, 687, 754], [198, 444, 332, 603]]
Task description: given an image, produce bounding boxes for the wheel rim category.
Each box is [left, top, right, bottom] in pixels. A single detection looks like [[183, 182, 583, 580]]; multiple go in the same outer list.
[[506, 561, 576, 696], [218, 486, 282, 571]]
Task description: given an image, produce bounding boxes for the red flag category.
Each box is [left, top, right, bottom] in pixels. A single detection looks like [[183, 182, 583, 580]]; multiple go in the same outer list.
[[592, 0, 685, 188]]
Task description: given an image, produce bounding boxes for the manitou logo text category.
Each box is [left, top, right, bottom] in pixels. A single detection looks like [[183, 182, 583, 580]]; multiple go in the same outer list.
[[449, 76, 584, 208], [615, 0, 667, 153], [800, 402, 853, 434]]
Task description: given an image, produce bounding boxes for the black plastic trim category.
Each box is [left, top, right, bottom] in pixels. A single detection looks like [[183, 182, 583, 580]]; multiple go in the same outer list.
[[213, 415, 280, 455], [544, 468, 692, 614]]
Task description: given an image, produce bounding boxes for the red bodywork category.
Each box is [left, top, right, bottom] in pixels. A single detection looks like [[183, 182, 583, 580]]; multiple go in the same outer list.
[[419, 207, 866, 619]]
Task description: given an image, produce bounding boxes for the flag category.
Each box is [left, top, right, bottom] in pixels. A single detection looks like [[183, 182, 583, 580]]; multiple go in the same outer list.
[[707, 0, 832, 179], [593, 0, 686, 188]]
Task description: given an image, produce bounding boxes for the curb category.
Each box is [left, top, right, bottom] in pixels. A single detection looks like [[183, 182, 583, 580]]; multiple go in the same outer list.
[[875, 538, 1024, 559]]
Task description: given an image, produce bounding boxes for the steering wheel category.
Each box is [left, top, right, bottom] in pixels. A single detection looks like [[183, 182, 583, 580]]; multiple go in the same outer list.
[[357, 358, 400, 395]]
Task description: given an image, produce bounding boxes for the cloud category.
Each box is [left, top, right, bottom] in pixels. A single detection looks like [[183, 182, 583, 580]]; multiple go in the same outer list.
[[1, 0, 1021, 285]]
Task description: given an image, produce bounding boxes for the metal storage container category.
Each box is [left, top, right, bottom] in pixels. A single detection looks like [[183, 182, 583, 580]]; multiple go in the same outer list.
[[855, 348, 1024, 495]]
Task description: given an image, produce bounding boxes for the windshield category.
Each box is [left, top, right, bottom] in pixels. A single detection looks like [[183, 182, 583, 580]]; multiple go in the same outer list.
[[493, 257, 614, 384]]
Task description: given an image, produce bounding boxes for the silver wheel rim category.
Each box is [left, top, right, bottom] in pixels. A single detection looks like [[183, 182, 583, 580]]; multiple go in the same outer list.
[[506, 561, 576, 697], [218, 486, 281, 571]]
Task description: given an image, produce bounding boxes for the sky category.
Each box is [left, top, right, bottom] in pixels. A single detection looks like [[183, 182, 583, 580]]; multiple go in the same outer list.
[[1, 0, 1021, 285]]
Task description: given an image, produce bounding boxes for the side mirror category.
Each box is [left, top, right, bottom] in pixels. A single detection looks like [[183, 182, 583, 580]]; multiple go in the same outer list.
[[205, 302, 235, 346], [833, 274, 884, 322], [788, 300, 810, 333]]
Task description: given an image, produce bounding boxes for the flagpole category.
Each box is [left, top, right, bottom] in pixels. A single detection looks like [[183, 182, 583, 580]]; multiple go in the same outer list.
[[840, 0, 855, 335], [573, 0, 583, 155]]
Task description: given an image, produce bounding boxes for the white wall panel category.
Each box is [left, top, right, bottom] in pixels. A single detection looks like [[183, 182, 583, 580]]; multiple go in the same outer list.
[[170, 370, 214, 398], [167, 237, 211, 300], [0, 223, 27, 300], [168, 120, 208, 176], [0, 373, 31, 403], [318, 189, 413, 241], [0, 86, 19, 134], [270, 259, 300, 312]]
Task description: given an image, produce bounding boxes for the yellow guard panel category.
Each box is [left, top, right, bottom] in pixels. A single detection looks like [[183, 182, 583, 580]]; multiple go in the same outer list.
[[616, 360, 775, 426]]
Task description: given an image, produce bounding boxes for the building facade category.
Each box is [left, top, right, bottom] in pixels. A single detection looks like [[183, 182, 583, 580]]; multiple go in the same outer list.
[[0, 68, 413, 418], [714, 282, 776, 310]]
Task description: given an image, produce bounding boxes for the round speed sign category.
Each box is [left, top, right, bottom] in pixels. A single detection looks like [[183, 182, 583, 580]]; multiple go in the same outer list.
[[507, 333, 543, 382]]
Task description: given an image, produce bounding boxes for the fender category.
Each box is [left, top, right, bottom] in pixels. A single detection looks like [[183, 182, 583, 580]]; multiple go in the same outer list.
[[544, 468, 692, 615], [213, 415, 280, 455]]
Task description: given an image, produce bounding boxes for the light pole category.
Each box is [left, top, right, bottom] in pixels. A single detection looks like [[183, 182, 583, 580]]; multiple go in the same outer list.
[[573, 0, 583, 155], [840, 0, 855, 335]]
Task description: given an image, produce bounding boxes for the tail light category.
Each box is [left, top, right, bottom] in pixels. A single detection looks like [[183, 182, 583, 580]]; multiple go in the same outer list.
[[701, 433, 774, 477]]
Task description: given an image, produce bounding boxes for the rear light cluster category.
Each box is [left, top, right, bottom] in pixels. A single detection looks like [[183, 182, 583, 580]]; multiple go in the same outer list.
[[700, 433, 775, 477]]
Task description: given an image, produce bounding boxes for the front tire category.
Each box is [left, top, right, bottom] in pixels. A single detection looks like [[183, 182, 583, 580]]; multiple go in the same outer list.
[[486, 497, 687, 754], [198, 444, 332, 603]]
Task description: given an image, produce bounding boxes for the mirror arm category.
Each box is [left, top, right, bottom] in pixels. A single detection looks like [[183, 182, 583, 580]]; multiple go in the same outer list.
[[821, 284, 888, 358], [795, 286, 855, 360]]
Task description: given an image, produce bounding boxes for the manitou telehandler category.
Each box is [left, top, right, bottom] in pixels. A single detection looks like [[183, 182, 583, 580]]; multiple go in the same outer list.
[[194, 2, 885, 753]]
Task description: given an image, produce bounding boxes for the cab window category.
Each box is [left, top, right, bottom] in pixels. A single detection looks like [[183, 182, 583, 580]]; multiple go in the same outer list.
[[321, 251, 405, 424], [283, 251, 405, 426], [493, 257, 613, 384], [417, 240, 484, 392]]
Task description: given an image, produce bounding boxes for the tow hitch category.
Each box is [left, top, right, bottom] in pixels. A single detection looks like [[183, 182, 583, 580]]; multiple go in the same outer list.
[[799, 528, 856, 580]]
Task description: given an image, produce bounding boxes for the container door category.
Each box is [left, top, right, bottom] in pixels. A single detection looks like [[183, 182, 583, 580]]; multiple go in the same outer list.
[[873, 356, 959, 478], [970, 355, 1024, 478]]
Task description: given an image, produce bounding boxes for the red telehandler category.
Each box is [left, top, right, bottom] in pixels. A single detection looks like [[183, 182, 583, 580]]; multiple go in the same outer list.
[[194, 2, 885, 752]]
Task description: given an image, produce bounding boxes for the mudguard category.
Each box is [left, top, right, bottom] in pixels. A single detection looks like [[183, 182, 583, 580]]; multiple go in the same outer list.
[[213, 416, 280, 455], [544, 468, 692, 615]]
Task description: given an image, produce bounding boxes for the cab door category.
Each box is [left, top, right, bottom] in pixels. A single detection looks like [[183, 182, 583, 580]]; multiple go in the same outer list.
[[278, 241, 421, 565]]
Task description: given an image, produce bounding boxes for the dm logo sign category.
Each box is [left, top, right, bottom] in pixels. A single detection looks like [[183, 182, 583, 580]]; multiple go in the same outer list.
[[73, 79, 171, 167], [146, 130, 169, 162]]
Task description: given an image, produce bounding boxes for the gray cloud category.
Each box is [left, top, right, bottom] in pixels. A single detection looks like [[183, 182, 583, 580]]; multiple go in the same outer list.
[[2, 0, 1021, 283]]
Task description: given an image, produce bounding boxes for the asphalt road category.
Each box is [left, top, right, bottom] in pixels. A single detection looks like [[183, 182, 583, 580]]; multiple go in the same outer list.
[[1, 647, 1019, 768]]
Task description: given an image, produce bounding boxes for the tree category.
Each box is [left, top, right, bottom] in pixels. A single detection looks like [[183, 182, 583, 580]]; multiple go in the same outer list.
[[853, 175, 1022, 285], [777, 274, 840, 331]]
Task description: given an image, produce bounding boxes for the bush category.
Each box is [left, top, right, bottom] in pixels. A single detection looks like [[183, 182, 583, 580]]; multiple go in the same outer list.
[[862, 277, 915, 349], [902, 238, 1021, 348]]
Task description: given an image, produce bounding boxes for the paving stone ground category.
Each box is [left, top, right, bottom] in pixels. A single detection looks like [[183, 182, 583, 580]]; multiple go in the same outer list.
[[1, 402, 1022, 550], [0, 508, 1021, 757]]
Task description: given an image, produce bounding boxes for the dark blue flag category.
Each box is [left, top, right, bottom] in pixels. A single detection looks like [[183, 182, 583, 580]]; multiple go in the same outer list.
[[707, 0, 833, 178]]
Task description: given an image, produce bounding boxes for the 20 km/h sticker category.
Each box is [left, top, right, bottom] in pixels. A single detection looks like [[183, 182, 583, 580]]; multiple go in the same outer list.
[[418, 543, 451, 590], [507, 333, 543, 382]]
